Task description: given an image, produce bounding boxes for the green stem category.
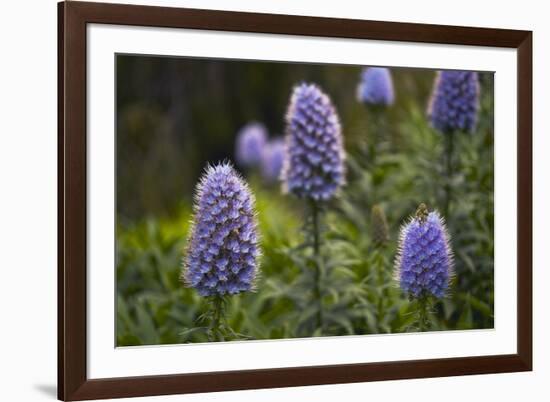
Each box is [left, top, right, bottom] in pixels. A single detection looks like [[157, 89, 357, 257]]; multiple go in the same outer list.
[[210, 295, 225, 342], [444, 132, 455, 217], [368, 108, 386, 205], [375, 253, 385, 331], [369, 109, 383, 167], [310, 200, 324, 333], [418, 296, 430, 332]]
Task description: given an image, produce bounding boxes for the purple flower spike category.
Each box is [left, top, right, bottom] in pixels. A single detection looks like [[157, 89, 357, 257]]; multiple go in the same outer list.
[[183, 162, 260, 296], [395, 204, 453, 299], [428, 70, 480, 134], [357, 67, 395, 106], [281, 83, 346, 201], [235, 122, 268, 167], [260, 138, 286, 182]]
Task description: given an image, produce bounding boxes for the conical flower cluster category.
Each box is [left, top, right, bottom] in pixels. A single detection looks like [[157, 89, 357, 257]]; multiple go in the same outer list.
[[281, 83, 345, 201], [395, 204, 453, 298], [357, 67, 395, 106], [260, 138, 286, 182], [235, 122, 268, 167], [371, 204, 390, 245], [183, 162, 259, 296], [428, 71, 480, 134]]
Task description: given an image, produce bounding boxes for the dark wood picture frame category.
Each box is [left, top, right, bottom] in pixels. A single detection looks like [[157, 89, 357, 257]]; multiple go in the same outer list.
[[58, 1, 532, 400]]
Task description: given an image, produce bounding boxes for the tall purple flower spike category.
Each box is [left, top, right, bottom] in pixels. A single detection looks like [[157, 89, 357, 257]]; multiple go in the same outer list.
[[428, 70, 480, 134], [183, 162, 260, 296], [356, 67, 395, 106], [281, 83, 346, 201], [260, 138, 286, 182], [235, 122, 268, 167], [395, 204, 453, 299]]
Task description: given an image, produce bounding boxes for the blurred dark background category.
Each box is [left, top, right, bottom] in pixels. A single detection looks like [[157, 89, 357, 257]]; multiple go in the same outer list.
[[116, 55, 437, 223]]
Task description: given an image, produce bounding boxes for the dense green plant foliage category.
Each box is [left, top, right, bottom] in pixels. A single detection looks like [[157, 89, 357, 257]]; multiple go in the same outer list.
[[116, 57, 493, 346], [116, 56, 494, 346]]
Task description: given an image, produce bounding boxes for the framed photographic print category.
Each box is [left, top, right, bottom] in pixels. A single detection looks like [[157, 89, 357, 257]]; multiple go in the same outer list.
[[58, 1, 532, 400]]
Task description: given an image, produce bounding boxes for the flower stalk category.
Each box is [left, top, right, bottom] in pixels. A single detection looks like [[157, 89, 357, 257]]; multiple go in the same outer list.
[[183, 162, 260, 341], [417, 295, 431, 332], [208, 295, 226, 342], [443, 131, 455, 217], [310, 200, 324, 331], [281, 82, 345, 336]]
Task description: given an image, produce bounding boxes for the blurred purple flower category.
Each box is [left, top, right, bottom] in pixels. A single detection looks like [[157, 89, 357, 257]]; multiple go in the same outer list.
[[235, 122, 268, 167], [395, 204, 453, 299], [260, 138, 286, 182], [281, 83, 346, 201], [356, 67, 395, 106], [428, 70, 480, 134], [183, 162, 260, 296]]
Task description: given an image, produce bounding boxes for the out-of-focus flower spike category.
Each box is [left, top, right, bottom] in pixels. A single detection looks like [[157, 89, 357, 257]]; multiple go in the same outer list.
[[235, 122, 268, 167], [260, 137, 286, 182], [371, 204, 390, 246], [357, 67, 395, 106], [428, 70, 480, 134]]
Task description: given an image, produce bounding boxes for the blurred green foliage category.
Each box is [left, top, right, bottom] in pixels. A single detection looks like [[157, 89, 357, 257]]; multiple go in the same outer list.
[[116, 56, 494, 346]]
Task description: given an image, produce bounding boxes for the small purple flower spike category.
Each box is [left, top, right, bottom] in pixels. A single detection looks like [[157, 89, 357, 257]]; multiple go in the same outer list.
[[183, 162, 260, 296], [235, 122, 268, 167], [260, 138, 286, 182], [428, 70, 480, 134], [395, 204, 453, 299], [356, 67, 395, 106], [281, 83, 346, 201]]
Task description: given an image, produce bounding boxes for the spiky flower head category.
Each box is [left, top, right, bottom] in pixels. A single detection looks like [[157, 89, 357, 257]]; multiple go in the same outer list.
[[260, 138, 285, 182], [235, 122, 268, 167], [183, 162, 260, 296], [356, 67, 395, 106], [371, 204, 390, 245], [428, 70, 480, 134], [395, 203, 453, 299], [281, 83, 345, 201]]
